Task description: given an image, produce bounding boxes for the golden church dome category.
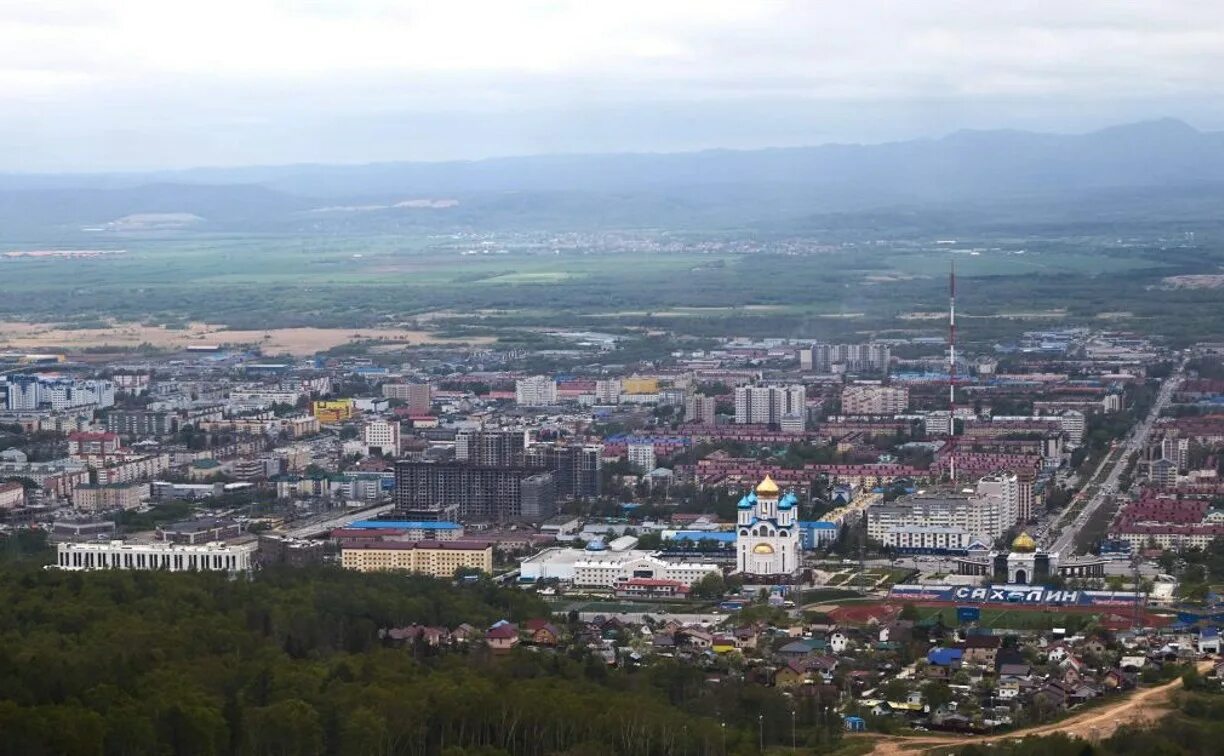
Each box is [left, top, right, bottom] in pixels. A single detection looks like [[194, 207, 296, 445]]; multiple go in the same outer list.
[[1011, 532, 1037, 553], [755, 475, 779, 495]]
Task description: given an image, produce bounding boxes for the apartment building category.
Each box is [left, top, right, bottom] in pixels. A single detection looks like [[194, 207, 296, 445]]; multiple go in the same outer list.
[[73, 481, 146, 512], [455, 429, 527, 466], [363, 419, 402, 456], [867, 477, 1020, 552], [515, 376, 557, 407], [381, 382, 432, 413], [393, 461, 557, 521], [841, 384, 909, 415], [685, 393, 717, 425], [802, 343, 891, 373], [627, 442, 657, 472], [594, 379, 621, 404], [734, 384, 805, 425]]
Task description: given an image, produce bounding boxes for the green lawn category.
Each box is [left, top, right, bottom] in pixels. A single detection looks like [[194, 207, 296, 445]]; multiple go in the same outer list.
[[916, 605, 1096, 631]]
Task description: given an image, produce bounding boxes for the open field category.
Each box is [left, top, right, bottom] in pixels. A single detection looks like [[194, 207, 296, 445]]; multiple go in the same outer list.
[[0, 320, 493, 355], [2, 229, 1222, 345]]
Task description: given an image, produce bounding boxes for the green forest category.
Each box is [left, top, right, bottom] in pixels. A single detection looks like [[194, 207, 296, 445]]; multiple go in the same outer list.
[[0, 551, 845, 756]]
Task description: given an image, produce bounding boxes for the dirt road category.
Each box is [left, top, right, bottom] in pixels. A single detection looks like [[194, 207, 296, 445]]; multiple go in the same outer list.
[[862, 661, 1210, 756]]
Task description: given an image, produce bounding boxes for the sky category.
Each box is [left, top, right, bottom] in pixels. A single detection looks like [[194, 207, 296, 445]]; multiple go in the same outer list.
[[4, 0, 1224, 172]]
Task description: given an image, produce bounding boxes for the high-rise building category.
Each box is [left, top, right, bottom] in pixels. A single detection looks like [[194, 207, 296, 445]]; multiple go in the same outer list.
[[627, 442, 657, 473], [734, 385, 805, 425], [515, 376, 557, 407], [840, 384, 909, 415], [524, 443, 602, 500], [5, 375, 41, 410], [381, 382, 432, 413], [1060, 410, 1086, 447], [1161, 434, 1189, 471], [804, 343, 891, 374], [393, 461, 557, 522], [5, 375, 115, 410], [594, 379, 621, 404], [363, 420, 401, 456], [455, 429, 528, 467], [685, 393, 717, 425]]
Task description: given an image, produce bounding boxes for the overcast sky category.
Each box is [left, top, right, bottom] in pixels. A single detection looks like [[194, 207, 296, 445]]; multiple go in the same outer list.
[[4, 0, 1224, 172]]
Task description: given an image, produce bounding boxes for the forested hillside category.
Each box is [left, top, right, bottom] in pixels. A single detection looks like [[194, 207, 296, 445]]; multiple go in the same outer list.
[[0, 559, 843, 755]]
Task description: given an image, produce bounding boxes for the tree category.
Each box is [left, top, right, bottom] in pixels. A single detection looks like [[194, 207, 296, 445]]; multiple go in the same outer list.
[[922, 681, 953, 712], [691, 572, 727, 599]]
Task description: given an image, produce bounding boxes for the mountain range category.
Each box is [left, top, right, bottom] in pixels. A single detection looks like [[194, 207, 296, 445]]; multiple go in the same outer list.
[[2, 118, 1222, 237]]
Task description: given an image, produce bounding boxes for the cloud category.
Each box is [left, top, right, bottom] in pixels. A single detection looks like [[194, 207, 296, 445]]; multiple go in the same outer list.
[[2, 1, 1224, 170]]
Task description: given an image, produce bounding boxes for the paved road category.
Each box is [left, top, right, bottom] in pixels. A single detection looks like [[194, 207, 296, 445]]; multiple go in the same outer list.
[[1047, 368, 1182, 555], [278, 502, 395, 538]]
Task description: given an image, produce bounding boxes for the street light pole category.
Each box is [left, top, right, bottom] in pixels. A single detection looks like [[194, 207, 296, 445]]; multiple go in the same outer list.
[[758, 714, 764, 752], [791, 708, 797, 751], [721, 722, 726, 756]]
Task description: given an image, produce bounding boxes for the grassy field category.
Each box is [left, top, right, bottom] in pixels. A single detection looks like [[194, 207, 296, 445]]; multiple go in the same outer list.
[[916, 605, 1096, 631], [2, 227, 1222, 345]]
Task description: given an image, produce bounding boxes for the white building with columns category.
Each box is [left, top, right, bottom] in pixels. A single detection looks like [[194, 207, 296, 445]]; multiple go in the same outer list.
[[736, 476, 802, 577], [55, 540, 254, 574]]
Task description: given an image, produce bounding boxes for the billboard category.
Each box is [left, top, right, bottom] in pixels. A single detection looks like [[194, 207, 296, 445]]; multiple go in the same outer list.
[[890, 584, 1140, 607]]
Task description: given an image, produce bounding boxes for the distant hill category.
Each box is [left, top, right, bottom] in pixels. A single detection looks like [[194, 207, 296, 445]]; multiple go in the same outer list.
[[3, 118, 1224, 235]]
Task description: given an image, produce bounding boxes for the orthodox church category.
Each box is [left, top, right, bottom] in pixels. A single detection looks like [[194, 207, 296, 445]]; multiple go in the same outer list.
[[736, 476, 802, 578]]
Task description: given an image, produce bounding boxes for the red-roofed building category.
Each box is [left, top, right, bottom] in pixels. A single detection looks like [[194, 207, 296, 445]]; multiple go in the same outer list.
[[68, 432, 120, 457]]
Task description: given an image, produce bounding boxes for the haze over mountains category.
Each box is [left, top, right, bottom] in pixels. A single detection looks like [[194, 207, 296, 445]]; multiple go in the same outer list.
[[3, 118, 1223, 237]]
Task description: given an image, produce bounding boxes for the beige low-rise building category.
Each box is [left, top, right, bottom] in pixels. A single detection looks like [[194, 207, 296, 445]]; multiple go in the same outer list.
[[73, 481, 146, 512], [340, 540, 493, 577]]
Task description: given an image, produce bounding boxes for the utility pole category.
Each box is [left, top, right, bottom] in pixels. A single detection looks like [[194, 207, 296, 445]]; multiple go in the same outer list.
[[1132, 556, 1143, 631]]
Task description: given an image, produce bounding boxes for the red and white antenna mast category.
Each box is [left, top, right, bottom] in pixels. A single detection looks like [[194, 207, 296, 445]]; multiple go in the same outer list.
[[949, 258, 957, 416], [949, 258, 958, 482]]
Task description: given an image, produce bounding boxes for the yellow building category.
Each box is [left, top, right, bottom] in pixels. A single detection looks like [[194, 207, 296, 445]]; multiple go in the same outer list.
[[312, 399, 355, 424], [622, 376, 659, 395], [340, 540, 493, 577]]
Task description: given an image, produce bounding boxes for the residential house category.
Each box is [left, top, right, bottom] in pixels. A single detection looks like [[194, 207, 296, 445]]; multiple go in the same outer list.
[[486, 621, 520, 652], [451, 623, 479, 644], [1032, 682, 1070, 712], [1198, 628, 1221, 655], [829, 630, 852, 653], [531, 623, 562, 647], [1119, 655, 1147, 672], [774, 661, 809, 688], [1102, 668, 1137, 691], [927, 647, 964, 668], [712, 635, 738, 654], [962, 635, 1001, 667], [680, 628, 714, 649]]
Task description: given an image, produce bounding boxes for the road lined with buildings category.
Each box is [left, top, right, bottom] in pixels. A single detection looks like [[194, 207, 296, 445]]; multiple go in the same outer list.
[[1048, 367, 1182, 555]]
